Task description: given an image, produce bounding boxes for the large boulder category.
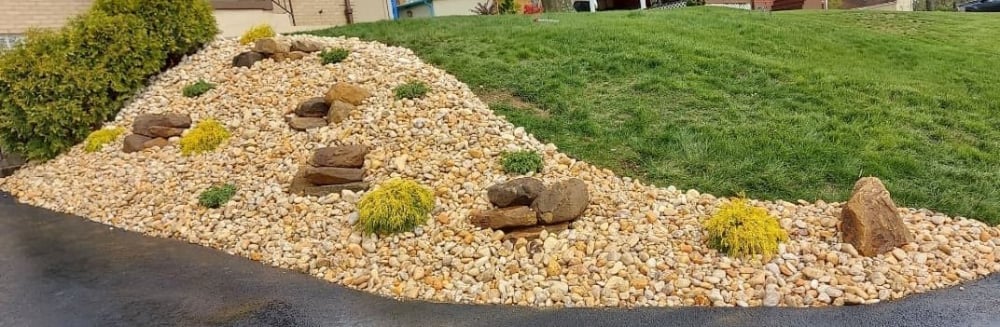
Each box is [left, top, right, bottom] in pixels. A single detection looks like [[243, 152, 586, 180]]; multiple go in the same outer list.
[[487, 177, 545, 208], [327, 100, 355, 124], [312, 145, 368, 168], [291, 39, 324, 53], [252, 38, 290, 54], [133, 114, 191, 138], [232, 51, 265, 68], [840, 177, 913, 257], [302, 166, 364, 185], [324, 83, 371, 106], [295, 97, 330, 118], [122, 134, 151, 153], [503, 222, 570, 242], [470, 206, 538, 229], [531, 178, 590, 224], [147, 126, 185, 138]]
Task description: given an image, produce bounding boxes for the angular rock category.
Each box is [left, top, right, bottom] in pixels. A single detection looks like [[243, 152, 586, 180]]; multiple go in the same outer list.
[[502, 222, 570, 241], [327, 100, 354, 124], [291, 39, 324, 53], [324, 83, 371, 106], [253, 38, 290, 54], [142, 138, 169, 149], [470, 206, 538, 229], [133, 113, 192, 138], [122, 134, 153, 153], [312, 145, 368, 168], [531, 178, 590, 224], [147, 126, 185, 138], [287, 51, 307, 60], [840, 177, 914, 257], [289, 174, 369, 196], [295, 97, 330, 118], [487, 177, 545, 208], [232, 51, 265, 68], [271, 51, 307, 62], [288, 117, 327, 131], [302, 166, 364, 185]]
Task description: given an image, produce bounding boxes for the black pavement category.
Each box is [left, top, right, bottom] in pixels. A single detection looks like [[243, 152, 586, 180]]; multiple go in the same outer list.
[[1, 192, 998, 327]]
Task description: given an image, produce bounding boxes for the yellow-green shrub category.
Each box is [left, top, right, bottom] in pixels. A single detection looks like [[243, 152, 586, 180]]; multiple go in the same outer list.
[[239, 24, 275, 45], [703, 198, 787, 259], [356, 179, 435, 235], [83, 127, 125, 153], [179, 119, 230, 156], [93, 0, 218, 61]]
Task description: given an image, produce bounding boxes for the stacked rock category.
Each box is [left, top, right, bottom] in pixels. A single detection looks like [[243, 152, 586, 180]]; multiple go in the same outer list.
[[232, 38, 325, 68], [472, 177, 590, 241], [123, 113, 191, 153], [290, 145, 371, 196], [287, 82, 370, 131]]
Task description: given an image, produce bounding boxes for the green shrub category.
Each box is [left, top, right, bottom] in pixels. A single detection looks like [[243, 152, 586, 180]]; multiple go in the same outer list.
[[356, 179, 435, 235], [183, 80, 216, 98], [93, 0, 217, 61], [394, 81, 430, 100], [319, 48, 350, 65], [500, 150, 543, 174], [239, 24, 275, 45], [179, 119, 230, 156], [703, 198, 788, 259], [83, 127, 125, 153], [0, 11, 166, 160], [199, 184, 236, 208]]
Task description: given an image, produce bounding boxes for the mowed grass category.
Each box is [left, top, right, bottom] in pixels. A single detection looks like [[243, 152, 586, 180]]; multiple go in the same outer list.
[[309, 8, 1000, 224]]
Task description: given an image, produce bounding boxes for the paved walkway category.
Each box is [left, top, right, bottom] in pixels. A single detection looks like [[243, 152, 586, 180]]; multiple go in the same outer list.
[[1, 192, 998, 327]]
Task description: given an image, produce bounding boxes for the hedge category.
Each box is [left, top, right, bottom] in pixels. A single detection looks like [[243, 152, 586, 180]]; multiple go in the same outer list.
[[0, 1, 217, 160]]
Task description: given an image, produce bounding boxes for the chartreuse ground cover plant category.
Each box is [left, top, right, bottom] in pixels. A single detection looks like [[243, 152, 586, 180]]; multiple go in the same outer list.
[[0, 0, 216, 160], [704, 197, 788, 259], [179, 119, 230, 156], [183, 79, 216, 98], [394, 81, 430, 100], [319, 48, 350, 65], [239, 24, 275, 45], [356, 179, 435, 235], [501, 150, 543, 174], [199, 184, 237, 208], [311, 8, 1000, 224], [83, 127, 125, 153]]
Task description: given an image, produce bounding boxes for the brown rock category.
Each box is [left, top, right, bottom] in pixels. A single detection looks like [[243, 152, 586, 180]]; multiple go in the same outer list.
[[840, 177, 913, 257], [288, 117, 327, 131], [295, 97, 330, 118], [291, 39, 324, 53], [142, 138, 169, 149], [289, 174, 369, 196], [502, 222, 570, 241], [324, 83, 371, 106], [487, 177, 545, 208], [288, 51, 308, 60], [312, 145, 368, 168], [470, 206, 538, 229], [147, 126, 185, 138], [327, 100, 354, 124], [302, 166, 364, 185], [133, 114, 192, 137], [232, 51, 264, 68], [252, 38, 289, 54], [122, 134, 152, 153], [531, 178, 590, 224]]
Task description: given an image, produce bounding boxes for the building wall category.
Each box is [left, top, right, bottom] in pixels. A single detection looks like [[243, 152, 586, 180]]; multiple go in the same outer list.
[[433, 0, 482, 16], [0, 0, 93, 34]]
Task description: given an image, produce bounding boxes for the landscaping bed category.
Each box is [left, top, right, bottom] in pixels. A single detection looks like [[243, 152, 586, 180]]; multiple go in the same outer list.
[[1, 35, 997, 308]]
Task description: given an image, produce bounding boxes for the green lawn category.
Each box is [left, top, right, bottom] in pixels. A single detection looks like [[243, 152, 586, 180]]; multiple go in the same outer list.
[[308, 8, 1000, 224]]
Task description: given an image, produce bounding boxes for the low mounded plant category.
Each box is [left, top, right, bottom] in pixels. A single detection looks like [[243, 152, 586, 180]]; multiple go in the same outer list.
[[179, 119, 230, 156], [199, 183, 236, 208], [703, 197, 788, 259], [500, 150, 543, 174], [182, 79, 216, 98], [83, 127, 125, 153], [394, 81, 430, 100], [356, 179, 435, 235], [239, 24, 275, 45], [319, 48, 350, 65]]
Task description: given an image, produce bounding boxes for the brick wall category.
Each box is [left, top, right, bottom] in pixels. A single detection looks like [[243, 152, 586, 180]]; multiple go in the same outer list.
[[0, 0, 94, 34]]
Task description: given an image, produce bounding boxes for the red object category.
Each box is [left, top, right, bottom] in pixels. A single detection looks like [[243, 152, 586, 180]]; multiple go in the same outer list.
[[524, 3, 543, 14]]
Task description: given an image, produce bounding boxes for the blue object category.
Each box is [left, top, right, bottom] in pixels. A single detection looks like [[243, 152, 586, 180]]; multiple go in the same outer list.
[[392, 0, 435, 19]]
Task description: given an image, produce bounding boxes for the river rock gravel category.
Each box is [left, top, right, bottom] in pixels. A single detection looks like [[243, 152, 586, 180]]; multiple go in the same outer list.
[[1, 36, 998, 308]]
